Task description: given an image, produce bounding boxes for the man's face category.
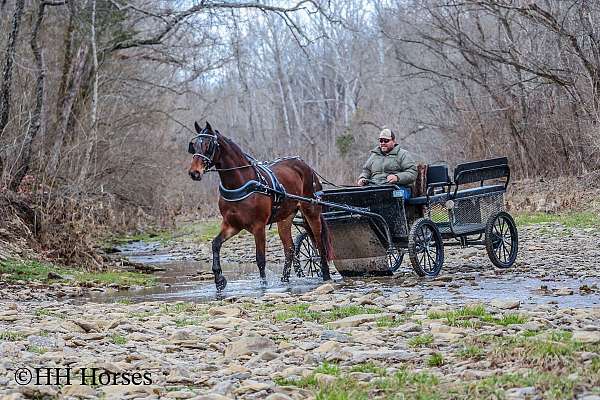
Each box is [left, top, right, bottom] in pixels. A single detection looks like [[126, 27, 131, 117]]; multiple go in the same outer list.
[[379, 137, 396, 153]]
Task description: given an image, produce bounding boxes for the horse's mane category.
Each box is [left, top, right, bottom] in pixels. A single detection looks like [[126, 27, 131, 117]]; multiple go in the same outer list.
[[219, 132, 250, 161]]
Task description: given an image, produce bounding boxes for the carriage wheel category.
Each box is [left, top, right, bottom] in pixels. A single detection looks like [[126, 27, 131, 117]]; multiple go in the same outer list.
[[293, 231, 322, 278], [387, 247, 404, 273], [408, 218, 444, 277], [485, 211, 518, 268]]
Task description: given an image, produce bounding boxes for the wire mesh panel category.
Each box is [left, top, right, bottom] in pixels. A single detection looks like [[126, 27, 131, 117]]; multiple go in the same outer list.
[[451, 192, 504, 226], [427, 202, 450, 225]]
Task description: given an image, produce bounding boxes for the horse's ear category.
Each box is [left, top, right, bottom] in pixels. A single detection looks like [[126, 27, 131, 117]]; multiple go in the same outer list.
[[194, 121, 202, 134], [205, 121, 213, 133]]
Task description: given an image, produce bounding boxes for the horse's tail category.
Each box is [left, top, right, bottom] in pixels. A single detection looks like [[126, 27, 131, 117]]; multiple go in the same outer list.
[[320, 214, 335, 261]]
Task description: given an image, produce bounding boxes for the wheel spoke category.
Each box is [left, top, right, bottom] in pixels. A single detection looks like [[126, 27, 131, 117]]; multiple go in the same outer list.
[[426, 250, 436, 272]]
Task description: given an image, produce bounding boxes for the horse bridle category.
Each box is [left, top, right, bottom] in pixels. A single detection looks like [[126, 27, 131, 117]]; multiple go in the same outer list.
[[188, 128, 220, 170]]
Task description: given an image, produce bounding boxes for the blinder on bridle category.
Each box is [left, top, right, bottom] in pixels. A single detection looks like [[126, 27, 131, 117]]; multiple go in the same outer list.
[[188, 128, 219, 170]]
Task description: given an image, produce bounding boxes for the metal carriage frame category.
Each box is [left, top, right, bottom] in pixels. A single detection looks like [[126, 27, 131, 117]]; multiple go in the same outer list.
[[290, 157, 519, 279]]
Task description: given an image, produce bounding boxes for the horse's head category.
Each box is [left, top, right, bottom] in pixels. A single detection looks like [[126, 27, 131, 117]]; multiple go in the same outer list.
[[188, 121, 220, 181]]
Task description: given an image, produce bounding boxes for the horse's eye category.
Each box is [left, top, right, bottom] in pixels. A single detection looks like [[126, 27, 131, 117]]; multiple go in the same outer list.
[[188, 142, 195, 154]]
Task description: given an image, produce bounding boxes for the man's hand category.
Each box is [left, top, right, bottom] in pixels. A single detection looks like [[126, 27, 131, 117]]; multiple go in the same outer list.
[[357, 178, 368, 186], [386, 174, 399, 184]]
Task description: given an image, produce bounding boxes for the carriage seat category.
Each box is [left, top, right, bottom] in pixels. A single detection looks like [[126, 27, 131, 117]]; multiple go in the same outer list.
[[407, 163, 451, 205], [407, 158, 509, 205]]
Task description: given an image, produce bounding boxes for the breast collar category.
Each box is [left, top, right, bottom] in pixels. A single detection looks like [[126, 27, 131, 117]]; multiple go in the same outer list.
[[218, 159, 289, 204]]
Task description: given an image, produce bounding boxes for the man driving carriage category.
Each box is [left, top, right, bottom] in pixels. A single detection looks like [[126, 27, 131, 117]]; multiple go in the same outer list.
[[356, 128, 417, 197]]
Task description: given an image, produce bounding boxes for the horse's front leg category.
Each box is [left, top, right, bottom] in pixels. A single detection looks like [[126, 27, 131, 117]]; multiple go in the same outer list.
[[277, 215, 295, 283], [211, 223, 240, 291], [252, 226, 268, 285]]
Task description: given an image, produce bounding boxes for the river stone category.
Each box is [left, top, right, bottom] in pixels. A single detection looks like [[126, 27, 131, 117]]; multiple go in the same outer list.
[[505, 386, 536, 398], [572, 330, 600, 343], [224, 335, 276, 358], [208, 305, 243, 318], [351, 349, 413, 363], [71, 319, 100, 332], [205, 317, 247, 330], [490, 299, 520, 310], [396, 322, 422, 332], [101, 384, 156, 399], [328, 313, 393, 328], [431, 332, 464, 342], [265, 394, 293, 400], [207, 334, 230, 344], [164, 390, 195, 399], [351, 331, 385, 345], [312, 283, 335, 294], [387, 304, 407, 313], [61, 384, 97, 399], [555, 287, 574, 296], [314, 373, 337, 386], [349, 372, 375, 381], [233, 380, 271, 395], [60, 320, 87, 333], [166, 366, 194, 383], [28, 335, 64, 349], [308, 304, 334, 312], [429, 323, 466, 335], [314, 340, 341, 354], [320, 330, 349, 343]]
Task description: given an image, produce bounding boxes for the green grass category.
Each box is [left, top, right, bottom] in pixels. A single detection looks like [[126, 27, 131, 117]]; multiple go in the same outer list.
[[376, 315, 404, 328], [173, 318, 200, 327], [160, 302, 199, 315], [457, 345, 484, 360], [515, 211, 600, 228], [349, 362, 386, 376], [0, 331, 25, 341], [274, 304, 382, 324], [373, 368, 441, 398], [427, 352, 444, 367], [408, 334, 434, 348], [110, 334, 128, 345], [471, 329, 600, 369], [428, 305, 527, 328], [34, 308, 64, 319], [275, 353, 599, 400], [0, 259, 156, 287], [462, 370, 579, 400], [27, 344, 48, 354], [315, 361, 341, 376]]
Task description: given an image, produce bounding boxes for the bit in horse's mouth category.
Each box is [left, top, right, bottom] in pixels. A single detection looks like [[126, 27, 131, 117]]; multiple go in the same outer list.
[[189, 171, 203, 181]]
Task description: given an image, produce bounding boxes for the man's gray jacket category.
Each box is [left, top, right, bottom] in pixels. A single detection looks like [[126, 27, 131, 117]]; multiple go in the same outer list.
[[359, 145, 417, 185]]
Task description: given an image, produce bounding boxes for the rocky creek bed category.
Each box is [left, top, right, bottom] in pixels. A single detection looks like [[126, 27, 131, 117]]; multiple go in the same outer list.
[[0, 223, 599, 399]]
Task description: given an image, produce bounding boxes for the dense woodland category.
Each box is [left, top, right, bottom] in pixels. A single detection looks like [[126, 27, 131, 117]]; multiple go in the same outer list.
[[1, 0, 599, 219]]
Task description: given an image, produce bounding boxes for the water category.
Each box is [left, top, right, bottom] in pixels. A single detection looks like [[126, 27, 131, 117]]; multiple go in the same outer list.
[[88, 241, 600, 308]]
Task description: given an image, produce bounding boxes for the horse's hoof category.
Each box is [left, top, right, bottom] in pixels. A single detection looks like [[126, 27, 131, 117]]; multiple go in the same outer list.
[[215, 276, 227, 291], [280, 276, 290, 283], [322, 274, 332, 282], [260, 279, 268, 287]]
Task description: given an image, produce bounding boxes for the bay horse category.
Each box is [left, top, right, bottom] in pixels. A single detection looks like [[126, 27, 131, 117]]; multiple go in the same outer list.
[[187, 121, 333, 291]]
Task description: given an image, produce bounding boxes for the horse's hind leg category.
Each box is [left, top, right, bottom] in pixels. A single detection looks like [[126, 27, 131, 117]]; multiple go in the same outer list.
[[212, 223, 240, 291], [300, 206, 331, 281], [251, 225, 268, 285], [277, 214, 295, 283]]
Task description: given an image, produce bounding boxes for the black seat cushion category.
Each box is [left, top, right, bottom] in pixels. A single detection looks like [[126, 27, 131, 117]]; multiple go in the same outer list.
[[427, 164, 450, 185]]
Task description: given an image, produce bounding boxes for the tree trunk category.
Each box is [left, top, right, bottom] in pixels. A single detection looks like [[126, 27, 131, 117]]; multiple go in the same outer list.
[[78, 0, 99, 184], [0, 0, 25, 177], [10, 0, 49, 191], [46, 43, 90, 176]]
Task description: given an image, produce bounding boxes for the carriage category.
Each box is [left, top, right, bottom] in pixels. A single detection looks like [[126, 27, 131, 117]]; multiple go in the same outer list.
[[291, 157, 518, 279]]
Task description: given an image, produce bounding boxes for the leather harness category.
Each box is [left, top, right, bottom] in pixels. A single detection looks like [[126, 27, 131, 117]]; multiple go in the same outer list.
[[189, 129, 291, 222]]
